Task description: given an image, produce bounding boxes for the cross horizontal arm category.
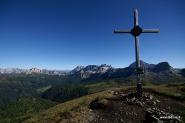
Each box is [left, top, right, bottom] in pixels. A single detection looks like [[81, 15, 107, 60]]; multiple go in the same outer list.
[[142, 29, 159, 33], [114, 29, 131, 33]]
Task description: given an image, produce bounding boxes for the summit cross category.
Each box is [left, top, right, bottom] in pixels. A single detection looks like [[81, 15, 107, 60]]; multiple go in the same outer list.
[[114, 9, 159, 97]]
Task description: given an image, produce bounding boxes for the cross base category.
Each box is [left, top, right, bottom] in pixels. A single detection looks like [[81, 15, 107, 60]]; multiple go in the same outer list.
[[136, 82, 142, 97]]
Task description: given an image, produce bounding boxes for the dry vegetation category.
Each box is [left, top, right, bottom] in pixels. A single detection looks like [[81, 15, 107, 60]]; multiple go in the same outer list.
[[23, 89, 113, 123], [22, 83, 185, 123]]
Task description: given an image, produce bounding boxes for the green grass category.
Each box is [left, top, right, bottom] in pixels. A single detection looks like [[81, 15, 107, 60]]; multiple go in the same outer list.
[[23, 83, 185, 123], [0, 97, 57, 123], [36, 85, 52, 94], [23, 90, 114, 123], [0, 81, 184, 123], [144, 83, 185, 100], [85, 81, 122, 93]]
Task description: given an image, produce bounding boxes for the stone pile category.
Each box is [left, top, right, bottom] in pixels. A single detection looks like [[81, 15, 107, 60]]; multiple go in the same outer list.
[[112, 90, 181, 122], [145, 108, 181, 122], [113, 91, 160, 107]]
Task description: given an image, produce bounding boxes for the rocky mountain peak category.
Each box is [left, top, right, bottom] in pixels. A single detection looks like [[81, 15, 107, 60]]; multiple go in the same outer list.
[[153, 62, 172, 72], [71, 66, 85, 73], [30, 68, 41, 73], [129, 60, 155, 69]]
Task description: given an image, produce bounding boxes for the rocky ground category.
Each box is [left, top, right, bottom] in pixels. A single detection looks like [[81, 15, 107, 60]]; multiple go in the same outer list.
[[88, 89, 185, 123]]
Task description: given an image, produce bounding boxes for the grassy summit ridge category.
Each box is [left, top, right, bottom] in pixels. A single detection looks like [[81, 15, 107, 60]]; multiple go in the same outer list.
[[23, 83, 185, 123]]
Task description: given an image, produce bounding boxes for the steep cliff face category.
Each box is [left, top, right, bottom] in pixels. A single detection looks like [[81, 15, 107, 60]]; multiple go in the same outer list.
[[152, 62, 172, 72], [69, 61, 185, 83], [71, 64, 112, 79]]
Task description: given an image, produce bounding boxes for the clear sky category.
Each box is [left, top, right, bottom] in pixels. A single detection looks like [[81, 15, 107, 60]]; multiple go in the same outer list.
[[0, 0, 185, 69]]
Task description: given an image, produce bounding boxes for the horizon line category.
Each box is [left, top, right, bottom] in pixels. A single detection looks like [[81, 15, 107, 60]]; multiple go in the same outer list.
[[0, 61, 184, 70]]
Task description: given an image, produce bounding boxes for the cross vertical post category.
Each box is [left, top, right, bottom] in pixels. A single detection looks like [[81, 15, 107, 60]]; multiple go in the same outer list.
[[134, 36, 142, 97], [114, 9, 159, 97]]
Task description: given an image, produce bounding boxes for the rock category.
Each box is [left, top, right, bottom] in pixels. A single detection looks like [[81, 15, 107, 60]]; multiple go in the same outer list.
[[131, 97, 136, 102], [120, 93, 127, 97], [156, 99, 160, 103], [137, 102, 144, 107], [149, 95, 153, 100], [145, 108, 181, 122], [89, 98, 105, 109], [120, 118, 124, 122], [89, 98, 112, 110], [110, 91, 115, 95], [114, 92, 118, 95], [133, 112, 137, 117]]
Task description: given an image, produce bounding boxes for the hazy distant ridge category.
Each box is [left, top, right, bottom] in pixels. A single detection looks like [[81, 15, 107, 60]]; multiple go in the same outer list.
[[0, 61, 184, 78]]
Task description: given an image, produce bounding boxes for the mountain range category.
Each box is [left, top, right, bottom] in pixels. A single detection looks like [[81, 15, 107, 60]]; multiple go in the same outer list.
[[0, 61, 184, 115], [0, 67, 69, 75], [0, 61, 185, 82], [69, 61, 185, 83]]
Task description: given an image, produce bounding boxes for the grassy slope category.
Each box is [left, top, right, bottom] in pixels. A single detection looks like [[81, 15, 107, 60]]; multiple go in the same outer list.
[[0, 97, 57, 123], [23, 90, 113, 123], [23, 83, 185, 123], [0, 74, 70, 106]]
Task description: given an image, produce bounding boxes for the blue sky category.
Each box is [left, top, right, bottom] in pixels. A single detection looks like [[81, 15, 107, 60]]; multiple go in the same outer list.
[[0, 0, 185, 69]]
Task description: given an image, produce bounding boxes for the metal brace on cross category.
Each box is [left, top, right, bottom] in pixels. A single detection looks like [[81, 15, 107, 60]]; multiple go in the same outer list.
[[114, 9, 159, 97]]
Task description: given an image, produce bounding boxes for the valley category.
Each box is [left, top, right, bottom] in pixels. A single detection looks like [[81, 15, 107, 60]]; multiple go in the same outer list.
[[0, 61, 184, 123]]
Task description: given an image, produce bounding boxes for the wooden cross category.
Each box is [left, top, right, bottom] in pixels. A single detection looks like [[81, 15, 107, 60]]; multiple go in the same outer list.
[[114, 9, 159, 97]]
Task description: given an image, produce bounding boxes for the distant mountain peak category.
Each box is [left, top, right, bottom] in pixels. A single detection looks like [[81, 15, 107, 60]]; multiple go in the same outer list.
[[153, 62, 172, 72], [71, 64, 112, 79], [30, 68, 41, 73], [129, 60, 155, 69], [75, 66, 85, 70], [70, 66, 85, 74]]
